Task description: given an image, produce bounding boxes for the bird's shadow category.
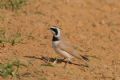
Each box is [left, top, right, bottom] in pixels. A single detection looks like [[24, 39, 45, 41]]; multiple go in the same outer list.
[[24, 56, 88, 67]]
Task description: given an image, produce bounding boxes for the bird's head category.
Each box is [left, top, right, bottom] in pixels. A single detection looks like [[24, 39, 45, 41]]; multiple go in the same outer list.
[[50, 26, 61, 38]]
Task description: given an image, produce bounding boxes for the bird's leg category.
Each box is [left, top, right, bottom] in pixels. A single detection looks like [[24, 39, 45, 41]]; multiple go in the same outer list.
[[52, 58, 58, 65], [64, 61, 68, 68], [47, 57, 50, 63], [62, 57, 66, 61], [64, 58, 72, 68]]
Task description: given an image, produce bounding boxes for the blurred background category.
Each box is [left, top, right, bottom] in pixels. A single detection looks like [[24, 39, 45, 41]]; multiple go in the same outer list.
[[0, 0, 120, 80]]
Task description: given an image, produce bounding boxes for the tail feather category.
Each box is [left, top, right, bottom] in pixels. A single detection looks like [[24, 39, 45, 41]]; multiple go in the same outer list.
[[81, 55, 89, 61]]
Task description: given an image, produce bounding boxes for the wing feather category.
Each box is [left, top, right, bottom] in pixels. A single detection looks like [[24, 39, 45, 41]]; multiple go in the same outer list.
[[57, 40, 89, 61]]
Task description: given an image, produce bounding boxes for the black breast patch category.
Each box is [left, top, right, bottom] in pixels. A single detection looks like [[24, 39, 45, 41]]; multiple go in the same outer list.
[[52, 36, 59, 41]]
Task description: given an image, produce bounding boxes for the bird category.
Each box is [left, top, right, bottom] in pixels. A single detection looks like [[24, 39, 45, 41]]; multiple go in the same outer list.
[[50, 26, 89, 67]]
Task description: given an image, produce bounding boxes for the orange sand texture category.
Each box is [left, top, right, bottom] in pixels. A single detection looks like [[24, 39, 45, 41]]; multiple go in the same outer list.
[[0, 0, 120, 80]]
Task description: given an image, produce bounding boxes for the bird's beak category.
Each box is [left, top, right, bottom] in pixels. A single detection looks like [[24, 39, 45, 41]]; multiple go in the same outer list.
[[49, 28, 53, 31], [59, 27, 62, 30], [48, 28, 52, 30], [50, 28, 52, 30]]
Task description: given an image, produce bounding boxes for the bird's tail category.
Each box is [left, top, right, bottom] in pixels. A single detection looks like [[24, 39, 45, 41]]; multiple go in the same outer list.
[[80, 55, 89, 61]]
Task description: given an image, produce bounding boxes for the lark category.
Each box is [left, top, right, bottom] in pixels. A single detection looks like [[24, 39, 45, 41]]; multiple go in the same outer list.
[[50, 26, 89, 67]]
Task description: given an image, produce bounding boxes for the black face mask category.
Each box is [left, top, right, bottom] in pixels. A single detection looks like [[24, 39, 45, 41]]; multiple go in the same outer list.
[[50, 28, 58, 35]]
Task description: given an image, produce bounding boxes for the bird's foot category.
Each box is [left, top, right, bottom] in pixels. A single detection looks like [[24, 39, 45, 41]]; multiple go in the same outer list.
[[63, 60, 72, 68], [52, 58, 58, 65]]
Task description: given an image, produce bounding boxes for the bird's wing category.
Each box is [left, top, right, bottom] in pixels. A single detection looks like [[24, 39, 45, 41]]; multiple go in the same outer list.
[[57, 40, 89, 61]]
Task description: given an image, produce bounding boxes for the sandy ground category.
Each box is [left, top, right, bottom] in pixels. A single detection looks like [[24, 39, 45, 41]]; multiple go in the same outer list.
[[0, 0, 120, 80]]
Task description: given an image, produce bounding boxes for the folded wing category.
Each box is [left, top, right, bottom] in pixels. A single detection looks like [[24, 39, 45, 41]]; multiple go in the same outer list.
[[57, 40, 89, 61]]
